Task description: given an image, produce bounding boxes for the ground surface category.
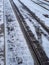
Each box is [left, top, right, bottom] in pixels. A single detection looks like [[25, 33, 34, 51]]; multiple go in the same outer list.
[[0, 0, 49, 65]]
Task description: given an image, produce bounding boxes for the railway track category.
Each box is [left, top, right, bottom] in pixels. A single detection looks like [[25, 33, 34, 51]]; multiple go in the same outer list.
[[0, 0, 49, 65], [13, 0, 49, 41], [4, 0, 35, 65], [18, 0, 49, 41], [36, 0, 49, 6], [18, 0, 49, 34], [10, 0, 49, 65], [44, 0, 49, 2], [31, 0, 49, 11], [40, 0, 49, 5]]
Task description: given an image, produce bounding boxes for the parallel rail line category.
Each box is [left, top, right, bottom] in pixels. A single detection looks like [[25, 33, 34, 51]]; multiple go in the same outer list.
[[31, 0, 49, 11], [10, 0, 49, 65], [18, 0, 49, 34]]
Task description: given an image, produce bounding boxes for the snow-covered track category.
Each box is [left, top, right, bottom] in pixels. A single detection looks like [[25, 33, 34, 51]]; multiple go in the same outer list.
[[19, 0, 49, 31], [10, 0, 49, 65], [19, 0, 49, 34], [15, 0, 49, 41], [31, 0, 49, 11], [36, 0, 49, 6], [4, 0, 35, 65]]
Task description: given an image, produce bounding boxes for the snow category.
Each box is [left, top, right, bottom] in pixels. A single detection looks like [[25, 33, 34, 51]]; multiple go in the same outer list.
[[0, 37, 4, 48], [13, 0, 37, 38], [4, 0, 34, 65], [40, 0, 49, 4], [31, 0, 49, 10], [0, 0, 49, 65], [20, 0, 49, 27], [0, 0, 4, 65], [42, 35, 49, 58], [0, 0, 3, 25], [13, 0, 49, 58]]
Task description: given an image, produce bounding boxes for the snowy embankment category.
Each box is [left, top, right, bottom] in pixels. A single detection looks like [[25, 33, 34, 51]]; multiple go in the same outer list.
[[0, 0, 4, 65], [4, 0, 34, 65], [20, 0, 49, 27]]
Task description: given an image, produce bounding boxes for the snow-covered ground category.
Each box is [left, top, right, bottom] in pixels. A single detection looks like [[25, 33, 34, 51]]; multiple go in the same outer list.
[[33, 0, 49, 5], [4, 0, 34, 65], [0, 0, 3, 24], [31, 0, 49, 11], [42, 35, 49, 58], [0, 37, 4, 65], [13, 0, 49, 58], [0, 0, 49, 65], [20, 0, 49, 27], [0, 0, 4, 65], [44, 0, 49, 2], [13, 0, 38, 39]]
